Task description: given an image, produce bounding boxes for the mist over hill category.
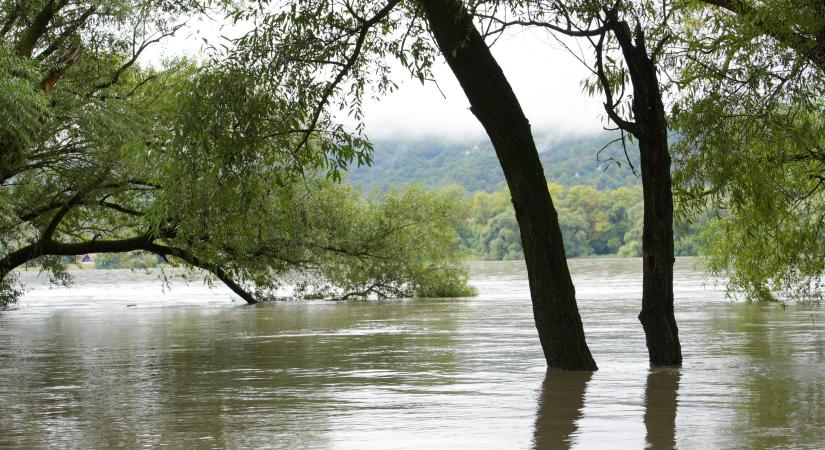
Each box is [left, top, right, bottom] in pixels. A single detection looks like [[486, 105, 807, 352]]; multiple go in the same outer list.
[[346, 133, 641, 193]]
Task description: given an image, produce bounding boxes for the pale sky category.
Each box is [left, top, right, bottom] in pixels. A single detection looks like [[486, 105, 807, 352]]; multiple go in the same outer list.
[[360, 28, 607, 143], [148, 19, 607, 145]]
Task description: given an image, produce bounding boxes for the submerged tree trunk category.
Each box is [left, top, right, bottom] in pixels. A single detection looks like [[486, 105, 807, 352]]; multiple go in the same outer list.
[[419, 0, 596, 370], [612, 22, 682, 366]]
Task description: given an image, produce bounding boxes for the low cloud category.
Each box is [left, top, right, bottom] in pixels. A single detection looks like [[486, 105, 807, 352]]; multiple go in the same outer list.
[[362, 29, 606, 143]]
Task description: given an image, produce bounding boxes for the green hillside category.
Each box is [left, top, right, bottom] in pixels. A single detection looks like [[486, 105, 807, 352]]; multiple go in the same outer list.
[[346, 133, 641, 192]]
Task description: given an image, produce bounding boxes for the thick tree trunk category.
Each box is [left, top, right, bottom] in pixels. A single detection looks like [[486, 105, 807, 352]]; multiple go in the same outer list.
[[613, 23, 682, 366], [419, 0, 596, 370], [637, 134, 681, 366]]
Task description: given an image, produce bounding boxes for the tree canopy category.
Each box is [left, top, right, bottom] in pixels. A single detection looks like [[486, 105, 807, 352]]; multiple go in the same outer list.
[[672, 0, 825, 301], [0, 0, 475, 307]]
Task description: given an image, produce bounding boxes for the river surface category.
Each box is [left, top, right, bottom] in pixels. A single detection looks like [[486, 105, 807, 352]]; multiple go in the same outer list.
[[1, 259, 823, 449]]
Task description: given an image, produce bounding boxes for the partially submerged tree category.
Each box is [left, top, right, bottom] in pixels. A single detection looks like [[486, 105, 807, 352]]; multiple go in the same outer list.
[[226, 0, 598, 369], [0, 0, 475, 306], [420, 0, 597, 369]]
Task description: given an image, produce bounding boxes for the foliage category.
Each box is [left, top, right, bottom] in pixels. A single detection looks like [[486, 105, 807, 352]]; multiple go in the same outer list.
[[285, 183, 477, 299], [0, 0, 474, 308], [672, 0, 825, 301], [94, 252, 163, 269], [457, 183, 711, 260], [346, 134, 642, 193]]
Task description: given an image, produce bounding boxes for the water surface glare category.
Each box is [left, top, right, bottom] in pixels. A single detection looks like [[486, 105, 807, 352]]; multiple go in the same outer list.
[[1, 259, 823, 449]]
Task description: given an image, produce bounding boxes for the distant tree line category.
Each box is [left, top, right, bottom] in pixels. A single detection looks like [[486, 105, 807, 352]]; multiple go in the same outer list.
[[448, 184, 710, 260], [346, 135, 642, 194]]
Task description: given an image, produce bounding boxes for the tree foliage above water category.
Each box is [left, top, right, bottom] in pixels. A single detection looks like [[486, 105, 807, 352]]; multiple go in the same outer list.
[[672, 0, 825, 301], [0, 0, 475, 307]]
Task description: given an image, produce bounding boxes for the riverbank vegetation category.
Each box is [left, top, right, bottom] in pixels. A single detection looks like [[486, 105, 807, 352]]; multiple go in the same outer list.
[[0, 0, 475, 308], [455, 183, 709, 260]]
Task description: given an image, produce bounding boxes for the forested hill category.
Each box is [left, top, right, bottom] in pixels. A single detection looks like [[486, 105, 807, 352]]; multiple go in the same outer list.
[[346, 133, 641, 192]]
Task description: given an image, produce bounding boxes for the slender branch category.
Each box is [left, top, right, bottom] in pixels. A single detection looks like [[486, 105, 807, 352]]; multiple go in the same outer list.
[[146, 243, 260, 304], [594, 29, 639, 133], [476, 14, 610, 38], [294, 0, 401, 153], [98, 201, 144, 217], [92, 23, 185, 91], [41, 191, 83, 240]]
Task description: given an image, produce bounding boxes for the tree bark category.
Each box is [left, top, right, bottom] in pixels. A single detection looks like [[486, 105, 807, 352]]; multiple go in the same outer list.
[[419, 0, 597, 370], [0, 234, 158, 280], [612, 22, 682, 366], [14, 0, 66, 58]]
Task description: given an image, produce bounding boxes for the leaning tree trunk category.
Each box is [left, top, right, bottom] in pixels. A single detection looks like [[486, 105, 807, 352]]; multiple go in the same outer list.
[[613, 23, 682, 366], [419, 0, 596, 370]]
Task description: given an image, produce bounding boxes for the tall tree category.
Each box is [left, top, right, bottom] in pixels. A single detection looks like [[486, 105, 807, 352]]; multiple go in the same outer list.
[[419, 0, 597, 370], [480, 0, 683, 365], [228, 0, 597, 369]]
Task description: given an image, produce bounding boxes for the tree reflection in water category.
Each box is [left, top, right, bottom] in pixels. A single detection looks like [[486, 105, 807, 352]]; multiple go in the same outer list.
[[532, 369, 591, 449], [643, 368, 680, 449], [532, 368, 681, 449]]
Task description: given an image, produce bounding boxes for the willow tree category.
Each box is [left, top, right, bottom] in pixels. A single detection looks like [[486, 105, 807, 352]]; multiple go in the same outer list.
[[672, 0, 825, 302], [0, 0, 195, 301], [227, 0, 597, 369], [0, 0, 475, 306]]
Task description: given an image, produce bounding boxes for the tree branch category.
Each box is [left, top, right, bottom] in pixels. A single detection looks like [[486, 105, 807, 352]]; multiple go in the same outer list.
[[15, 0, 69, 57], [92, 23, 185, 92], [34, 6, 97, 61], [295, 0, 401, 153], [146, 243, 260, 304], [41, 43, 82, 94]]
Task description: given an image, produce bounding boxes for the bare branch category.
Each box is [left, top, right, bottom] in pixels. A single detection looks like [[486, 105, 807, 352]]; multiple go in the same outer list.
[[92, 23, 185, 92]]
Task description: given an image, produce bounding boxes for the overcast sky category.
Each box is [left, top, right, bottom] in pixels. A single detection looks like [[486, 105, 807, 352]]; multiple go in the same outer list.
[[149, 20, 607, 145], [360, 29, 607, 144]]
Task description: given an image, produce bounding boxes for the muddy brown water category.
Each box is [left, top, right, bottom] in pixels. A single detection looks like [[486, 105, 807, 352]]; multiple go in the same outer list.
[[1, 259, 822, 449]]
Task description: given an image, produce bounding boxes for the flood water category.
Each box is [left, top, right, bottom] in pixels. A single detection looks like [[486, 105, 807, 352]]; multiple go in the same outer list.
[[1, 259, 823, 449]]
